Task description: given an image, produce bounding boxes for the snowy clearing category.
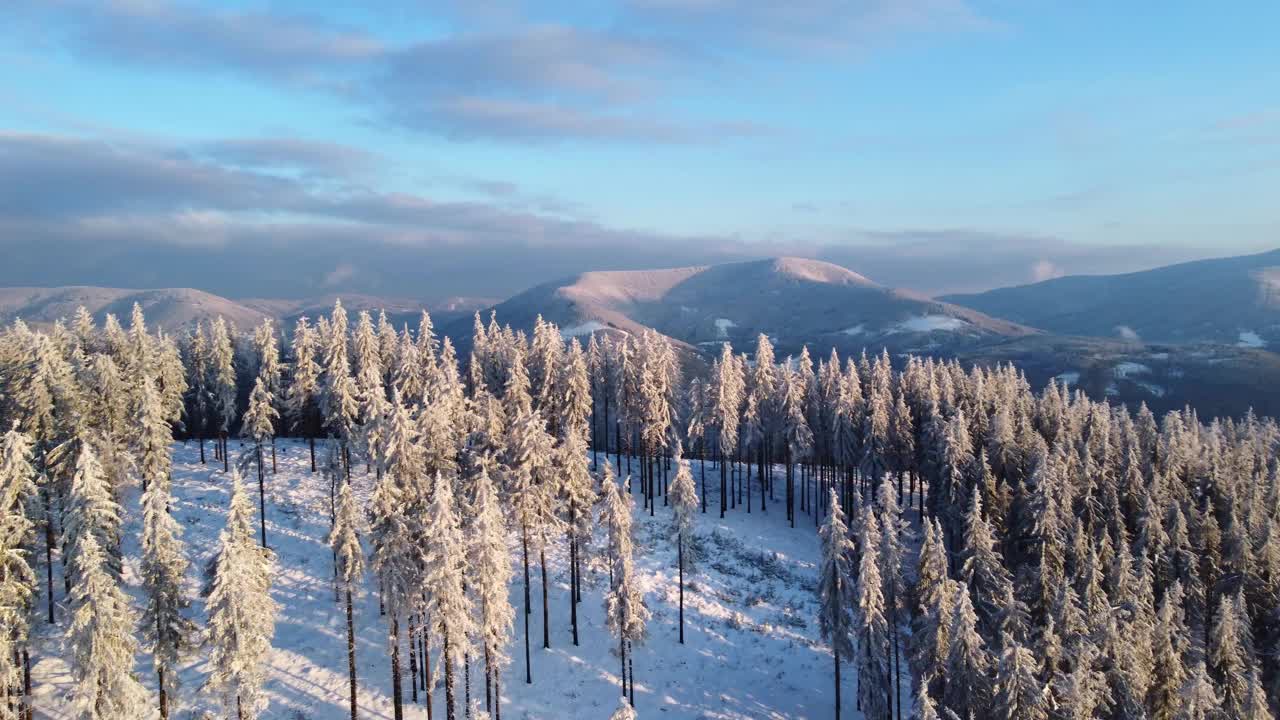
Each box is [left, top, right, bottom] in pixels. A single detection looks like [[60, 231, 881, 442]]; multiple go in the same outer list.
[[1112, 362, 1150, 378], [560, 321, 609, 338], [1238, 330, 1266, 348], [887, 315, 967, 334], [31, 441, 853, 720]]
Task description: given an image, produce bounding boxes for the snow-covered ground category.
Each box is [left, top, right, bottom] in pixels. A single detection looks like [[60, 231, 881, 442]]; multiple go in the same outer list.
[[887, 315, 967, 334], [30, 440, 850, 719], [1238, 330, 1266, 348]]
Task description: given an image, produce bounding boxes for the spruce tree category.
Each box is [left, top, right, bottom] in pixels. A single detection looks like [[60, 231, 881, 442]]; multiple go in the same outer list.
[[817, 487, 854, 719], [206, 470, 278, 720], [668, 445, 698, 644], [467, 461, 513, 719], [329, 480, 364, 720], [422, 472, 473, 720], [65, 531, 147, 720]]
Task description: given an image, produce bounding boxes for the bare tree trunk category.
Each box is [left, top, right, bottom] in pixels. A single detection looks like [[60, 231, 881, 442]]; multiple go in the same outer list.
[[346, 588, 358, 720], [409, 615, 419, 703], [158, 666, 168, 720], [522, 526, 532, 684], [678, 537, 685, 644], [444, 632, 457, 720], [309, 435, 316, 472], [540, 545, 550, 649], [256, 442, 268, 548], [391, 616, 404, 720]]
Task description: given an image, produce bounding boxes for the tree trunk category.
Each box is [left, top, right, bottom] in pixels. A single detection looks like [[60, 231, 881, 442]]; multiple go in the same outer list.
[[409, 615, 420, 703], [540, 545, 550, 649], [522, 526, 532, 684], [834, 647, 842, 720], [43, 488, 54, 624], [346, 588, 358, 720], [391, 616, 404, 720], [678, 537, 685, 644], [444, 632, 457, 720], [199, 435, 206, 464], [271, 436, 278, 474], [158, 666, 168, 720], [309, 435, 316, 472], [424, 619, 434, 718], [569, 526, 579, 646], [257, 443, 268, 548]]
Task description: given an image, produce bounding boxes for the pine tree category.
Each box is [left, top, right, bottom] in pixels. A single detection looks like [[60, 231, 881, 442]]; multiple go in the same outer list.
[[185, 324, 211, 464], [369, 394, 422, 720], [856, 508, 893, 720], [944, 581, 991, 718], [60, 437, 122, 586], [558, 429, 595, 647], [329, 480, 364, 720], [206, 470, 278, 720], [422, 472, 473, 720], [286, 317, 323, 471], [467, 461, 513, 719], [992, 634, 1049, 720], [138, 407, 195, 720], [0, 428, 37, 719], [208, 316, 238, 472], [65, 531, 147, 720], [603, 467, 648, 707], [817, 487, 854, 719], [669, 445, 698, 644], [240, 376, 278, 548]]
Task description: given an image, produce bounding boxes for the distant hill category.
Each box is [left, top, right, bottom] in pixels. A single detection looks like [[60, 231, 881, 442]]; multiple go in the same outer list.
[[0, 286, 490, 335], [444, 257, 1037, 358], [0, 286, 273, 332], [942, 248, 1280, 348]]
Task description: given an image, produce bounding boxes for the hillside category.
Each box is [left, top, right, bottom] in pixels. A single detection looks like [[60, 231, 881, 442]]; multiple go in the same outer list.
[[942, 247, 1280, 347], [446, 257, 1036, 358]]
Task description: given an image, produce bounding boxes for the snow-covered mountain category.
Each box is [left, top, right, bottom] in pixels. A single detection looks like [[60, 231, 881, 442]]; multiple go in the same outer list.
[[0, 286, 274, 332], [0, 286, 488, 334], [446, 257, 1036, 357], [942, 247, 1280, 348]]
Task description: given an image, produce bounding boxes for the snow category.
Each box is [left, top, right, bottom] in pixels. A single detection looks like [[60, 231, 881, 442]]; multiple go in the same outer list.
[[887, 315, 967, 334], [1137, 381, 1167, 397], [1113, 362, 1150, 378], [1238, 330, 1266, 348], [31, 441, 858, 719], [560, 321, 608, 337], [1053, 371, 1080, 387], [714, 318, 737, 338]]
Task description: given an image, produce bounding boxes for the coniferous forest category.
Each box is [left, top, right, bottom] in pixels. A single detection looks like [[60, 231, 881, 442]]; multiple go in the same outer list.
[[1, 301, 1279, 720]]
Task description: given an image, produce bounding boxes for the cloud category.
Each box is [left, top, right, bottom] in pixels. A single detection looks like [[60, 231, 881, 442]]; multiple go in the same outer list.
[[1031, 259, 1064, 282], [322, 263, 358, 288], [16, 0, 975, 143], [199, 138, 377, 177]]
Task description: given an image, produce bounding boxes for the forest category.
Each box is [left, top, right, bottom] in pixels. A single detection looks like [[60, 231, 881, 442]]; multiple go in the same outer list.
[[0, 300, 1277, 720]]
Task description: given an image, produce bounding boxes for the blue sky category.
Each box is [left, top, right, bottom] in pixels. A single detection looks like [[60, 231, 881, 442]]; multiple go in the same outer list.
[[1, 1, 1277, 300]]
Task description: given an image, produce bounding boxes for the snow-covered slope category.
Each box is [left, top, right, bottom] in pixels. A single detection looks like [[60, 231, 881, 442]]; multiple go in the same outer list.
[[31, 440, 851, 719], [447, 257, 1035, 359]]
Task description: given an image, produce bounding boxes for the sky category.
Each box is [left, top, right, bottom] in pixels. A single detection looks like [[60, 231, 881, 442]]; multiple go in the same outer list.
[[1, 0, 1277, 301]]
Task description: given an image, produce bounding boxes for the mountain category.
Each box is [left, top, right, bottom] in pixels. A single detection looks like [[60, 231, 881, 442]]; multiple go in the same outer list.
[[446, 257, 1037, 357], [0, 286, 492, 335], [941, 248, 1280, 348], [0, 286, 273, 332]]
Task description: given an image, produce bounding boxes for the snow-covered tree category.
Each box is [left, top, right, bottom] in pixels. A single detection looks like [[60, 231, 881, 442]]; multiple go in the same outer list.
[[138, 416, 195, 720], [602, 466, 648, 707], [467, 460, 513, 718], [992, 634, 1049, 720], [329, 480, 364, 720], [0, 428, 37, 719], [669, 444, 698, 644], [817, 487, 854, 719], [65, 530, 147, 720], [855, 509, 893, 720], [286, 317, 324, 471], [61, 437, 122, 585], [208, 317, 238, 471], [240, 376, 278, 548], [206, 470, 278, 720], [421, 472, 473, 720]]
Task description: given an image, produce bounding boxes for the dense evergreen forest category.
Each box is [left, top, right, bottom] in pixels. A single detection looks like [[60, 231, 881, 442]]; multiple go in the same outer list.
[[0, 300, 1278, 720]]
